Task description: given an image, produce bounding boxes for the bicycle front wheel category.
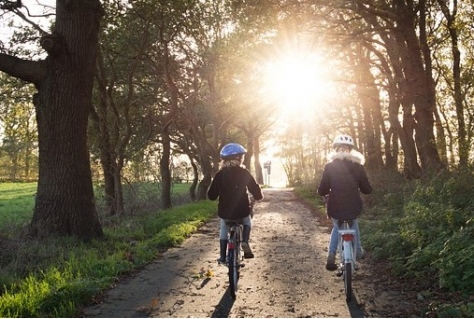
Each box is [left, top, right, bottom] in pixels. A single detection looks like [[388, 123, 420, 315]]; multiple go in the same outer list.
[[228, 248, 239, 299], [343, 262, 352, 302]]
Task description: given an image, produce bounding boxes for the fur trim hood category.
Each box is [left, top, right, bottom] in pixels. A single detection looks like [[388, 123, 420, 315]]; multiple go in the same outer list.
[[327, 150, 365, 165]]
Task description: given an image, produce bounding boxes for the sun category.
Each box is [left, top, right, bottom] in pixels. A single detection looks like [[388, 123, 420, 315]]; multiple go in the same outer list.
[[262, 52, 334, 116]]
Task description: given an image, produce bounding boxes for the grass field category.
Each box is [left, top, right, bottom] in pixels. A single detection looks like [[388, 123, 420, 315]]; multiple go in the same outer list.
[[0, 182, 193, 231], [0, 183, 36, 235]]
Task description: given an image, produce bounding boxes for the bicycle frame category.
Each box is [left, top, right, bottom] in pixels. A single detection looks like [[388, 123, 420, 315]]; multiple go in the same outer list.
[[337, 220, 356, 302], [228, 224, 242, 264]]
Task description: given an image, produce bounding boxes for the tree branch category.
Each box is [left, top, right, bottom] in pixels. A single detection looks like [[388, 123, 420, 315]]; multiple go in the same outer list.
[[2, 0, 53, 35], [0, 0, 21, 10], [0, 53, 46, 84], [12, 6, 49, 35]]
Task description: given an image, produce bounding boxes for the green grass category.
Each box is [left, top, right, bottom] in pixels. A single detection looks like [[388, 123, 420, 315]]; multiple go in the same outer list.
[[0, 182, 36, 235], [0, 181, 194, 230], [0, 182, 217, 317]]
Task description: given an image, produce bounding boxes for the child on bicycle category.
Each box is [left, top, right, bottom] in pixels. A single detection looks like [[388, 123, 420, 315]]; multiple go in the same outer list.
[[317, 134, 373, 271], [208, 142, 264, 263]]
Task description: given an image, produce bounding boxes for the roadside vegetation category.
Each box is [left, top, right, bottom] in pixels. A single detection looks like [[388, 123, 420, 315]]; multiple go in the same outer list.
[[0, 182, 217, 317], [295, 169, 474, 317]]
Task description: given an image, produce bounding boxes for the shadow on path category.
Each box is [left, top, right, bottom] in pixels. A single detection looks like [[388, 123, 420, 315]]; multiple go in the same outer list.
[[210, 288, 235, 318], [347, 294, 365, 318]]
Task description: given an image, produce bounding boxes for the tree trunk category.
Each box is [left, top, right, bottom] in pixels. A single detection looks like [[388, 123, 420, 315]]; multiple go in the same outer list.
[[388, 90, 421, 178], [434, 108, 448, 166], [113, 166, 125, 215], [101, 150, 116, 215], [26, 1, 104, 239], [160, 129, 172, 209], [395, 0, 444, 173], [197, 153, 212, 200], [254, 136, 264, 184], [90, 84, 116, 215], [188, 156, 198, 201], [384, 127, 398, 171], [436, 0, 466, 167], [355, 51, 384, 170], [244, 135, 254, 170]]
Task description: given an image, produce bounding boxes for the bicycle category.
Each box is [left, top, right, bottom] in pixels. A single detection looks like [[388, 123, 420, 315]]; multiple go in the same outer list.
[[223, 219, 245, 299], [336, 219, 357, 302]]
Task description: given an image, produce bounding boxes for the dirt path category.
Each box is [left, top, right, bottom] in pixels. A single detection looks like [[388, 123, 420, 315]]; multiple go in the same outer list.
[[81, 188, 406, 318]]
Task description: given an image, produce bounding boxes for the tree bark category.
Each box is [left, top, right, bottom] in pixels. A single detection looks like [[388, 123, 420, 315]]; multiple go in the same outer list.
[[437, 0, 465, 167], [188, 156, 198, 201], [91, 51, 116, 216], [24, 1, 104, 239], [395, 0, 444, 173], [355, 50, 384, 170], [160, 129, 172, 209], [254, 136, 264, 184]]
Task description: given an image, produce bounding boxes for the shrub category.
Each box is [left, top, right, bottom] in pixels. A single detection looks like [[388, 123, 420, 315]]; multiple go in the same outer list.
[[435, 223, 474, 292]]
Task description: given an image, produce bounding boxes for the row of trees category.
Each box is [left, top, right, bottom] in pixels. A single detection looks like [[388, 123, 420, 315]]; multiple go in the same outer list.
[[0, 76, 38, 180], [0, 0, 282, 239], [278, 0, 474, 184], [0, 0, 473, 239]]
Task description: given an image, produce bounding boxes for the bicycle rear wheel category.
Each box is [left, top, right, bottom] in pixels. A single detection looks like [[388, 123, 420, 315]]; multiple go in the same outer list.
[[228, 247, 239, 299], [343, 262, 352, 302]]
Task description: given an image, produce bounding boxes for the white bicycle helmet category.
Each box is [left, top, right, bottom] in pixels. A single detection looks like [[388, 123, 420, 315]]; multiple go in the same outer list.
[[333, 134, 354, 148]]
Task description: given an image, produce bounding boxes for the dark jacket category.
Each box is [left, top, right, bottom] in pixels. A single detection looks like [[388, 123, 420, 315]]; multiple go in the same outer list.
[[208, 165, 263, 220], [317, 151, 372, 220]]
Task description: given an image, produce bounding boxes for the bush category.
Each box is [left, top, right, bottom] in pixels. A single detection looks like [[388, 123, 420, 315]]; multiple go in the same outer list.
[[432, 301, 474, 318], [435, 223, 474, 292]]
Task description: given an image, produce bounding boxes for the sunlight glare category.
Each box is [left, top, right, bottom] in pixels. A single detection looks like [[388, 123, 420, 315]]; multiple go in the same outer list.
[[263, 53, 333, 116]]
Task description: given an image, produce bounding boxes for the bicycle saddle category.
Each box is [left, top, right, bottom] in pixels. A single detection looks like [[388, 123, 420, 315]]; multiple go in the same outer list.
[[224, 219, 244, 226], [337, 220, 354, 228]]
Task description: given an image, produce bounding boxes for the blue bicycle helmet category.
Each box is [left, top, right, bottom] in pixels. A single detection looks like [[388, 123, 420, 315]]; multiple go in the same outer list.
[[220, 143, 247, 159]]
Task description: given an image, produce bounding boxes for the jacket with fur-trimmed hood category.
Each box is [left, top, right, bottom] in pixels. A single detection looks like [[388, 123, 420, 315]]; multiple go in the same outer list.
[[317, 150, 372, 220]]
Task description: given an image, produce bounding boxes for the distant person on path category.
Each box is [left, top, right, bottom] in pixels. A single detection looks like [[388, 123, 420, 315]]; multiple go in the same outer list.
[[208, 142, 264, 263], [317, 134, 373, 271]]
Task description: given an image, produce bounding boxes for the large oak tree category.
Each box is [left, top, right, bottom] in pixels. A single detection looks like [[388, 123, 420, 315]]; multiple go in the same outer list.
[[0, 0, 104, 239]]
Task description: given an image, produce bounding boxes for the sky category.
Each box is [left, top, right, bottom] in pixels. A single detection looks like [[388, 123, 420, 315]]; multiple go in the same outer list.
[[0, 0, 55, 42]]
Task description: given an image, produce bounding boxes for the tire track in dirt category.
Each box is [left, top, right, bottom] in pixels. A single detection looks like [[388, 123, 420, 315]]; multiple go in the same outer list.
[[82, 188, 366, 318]]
